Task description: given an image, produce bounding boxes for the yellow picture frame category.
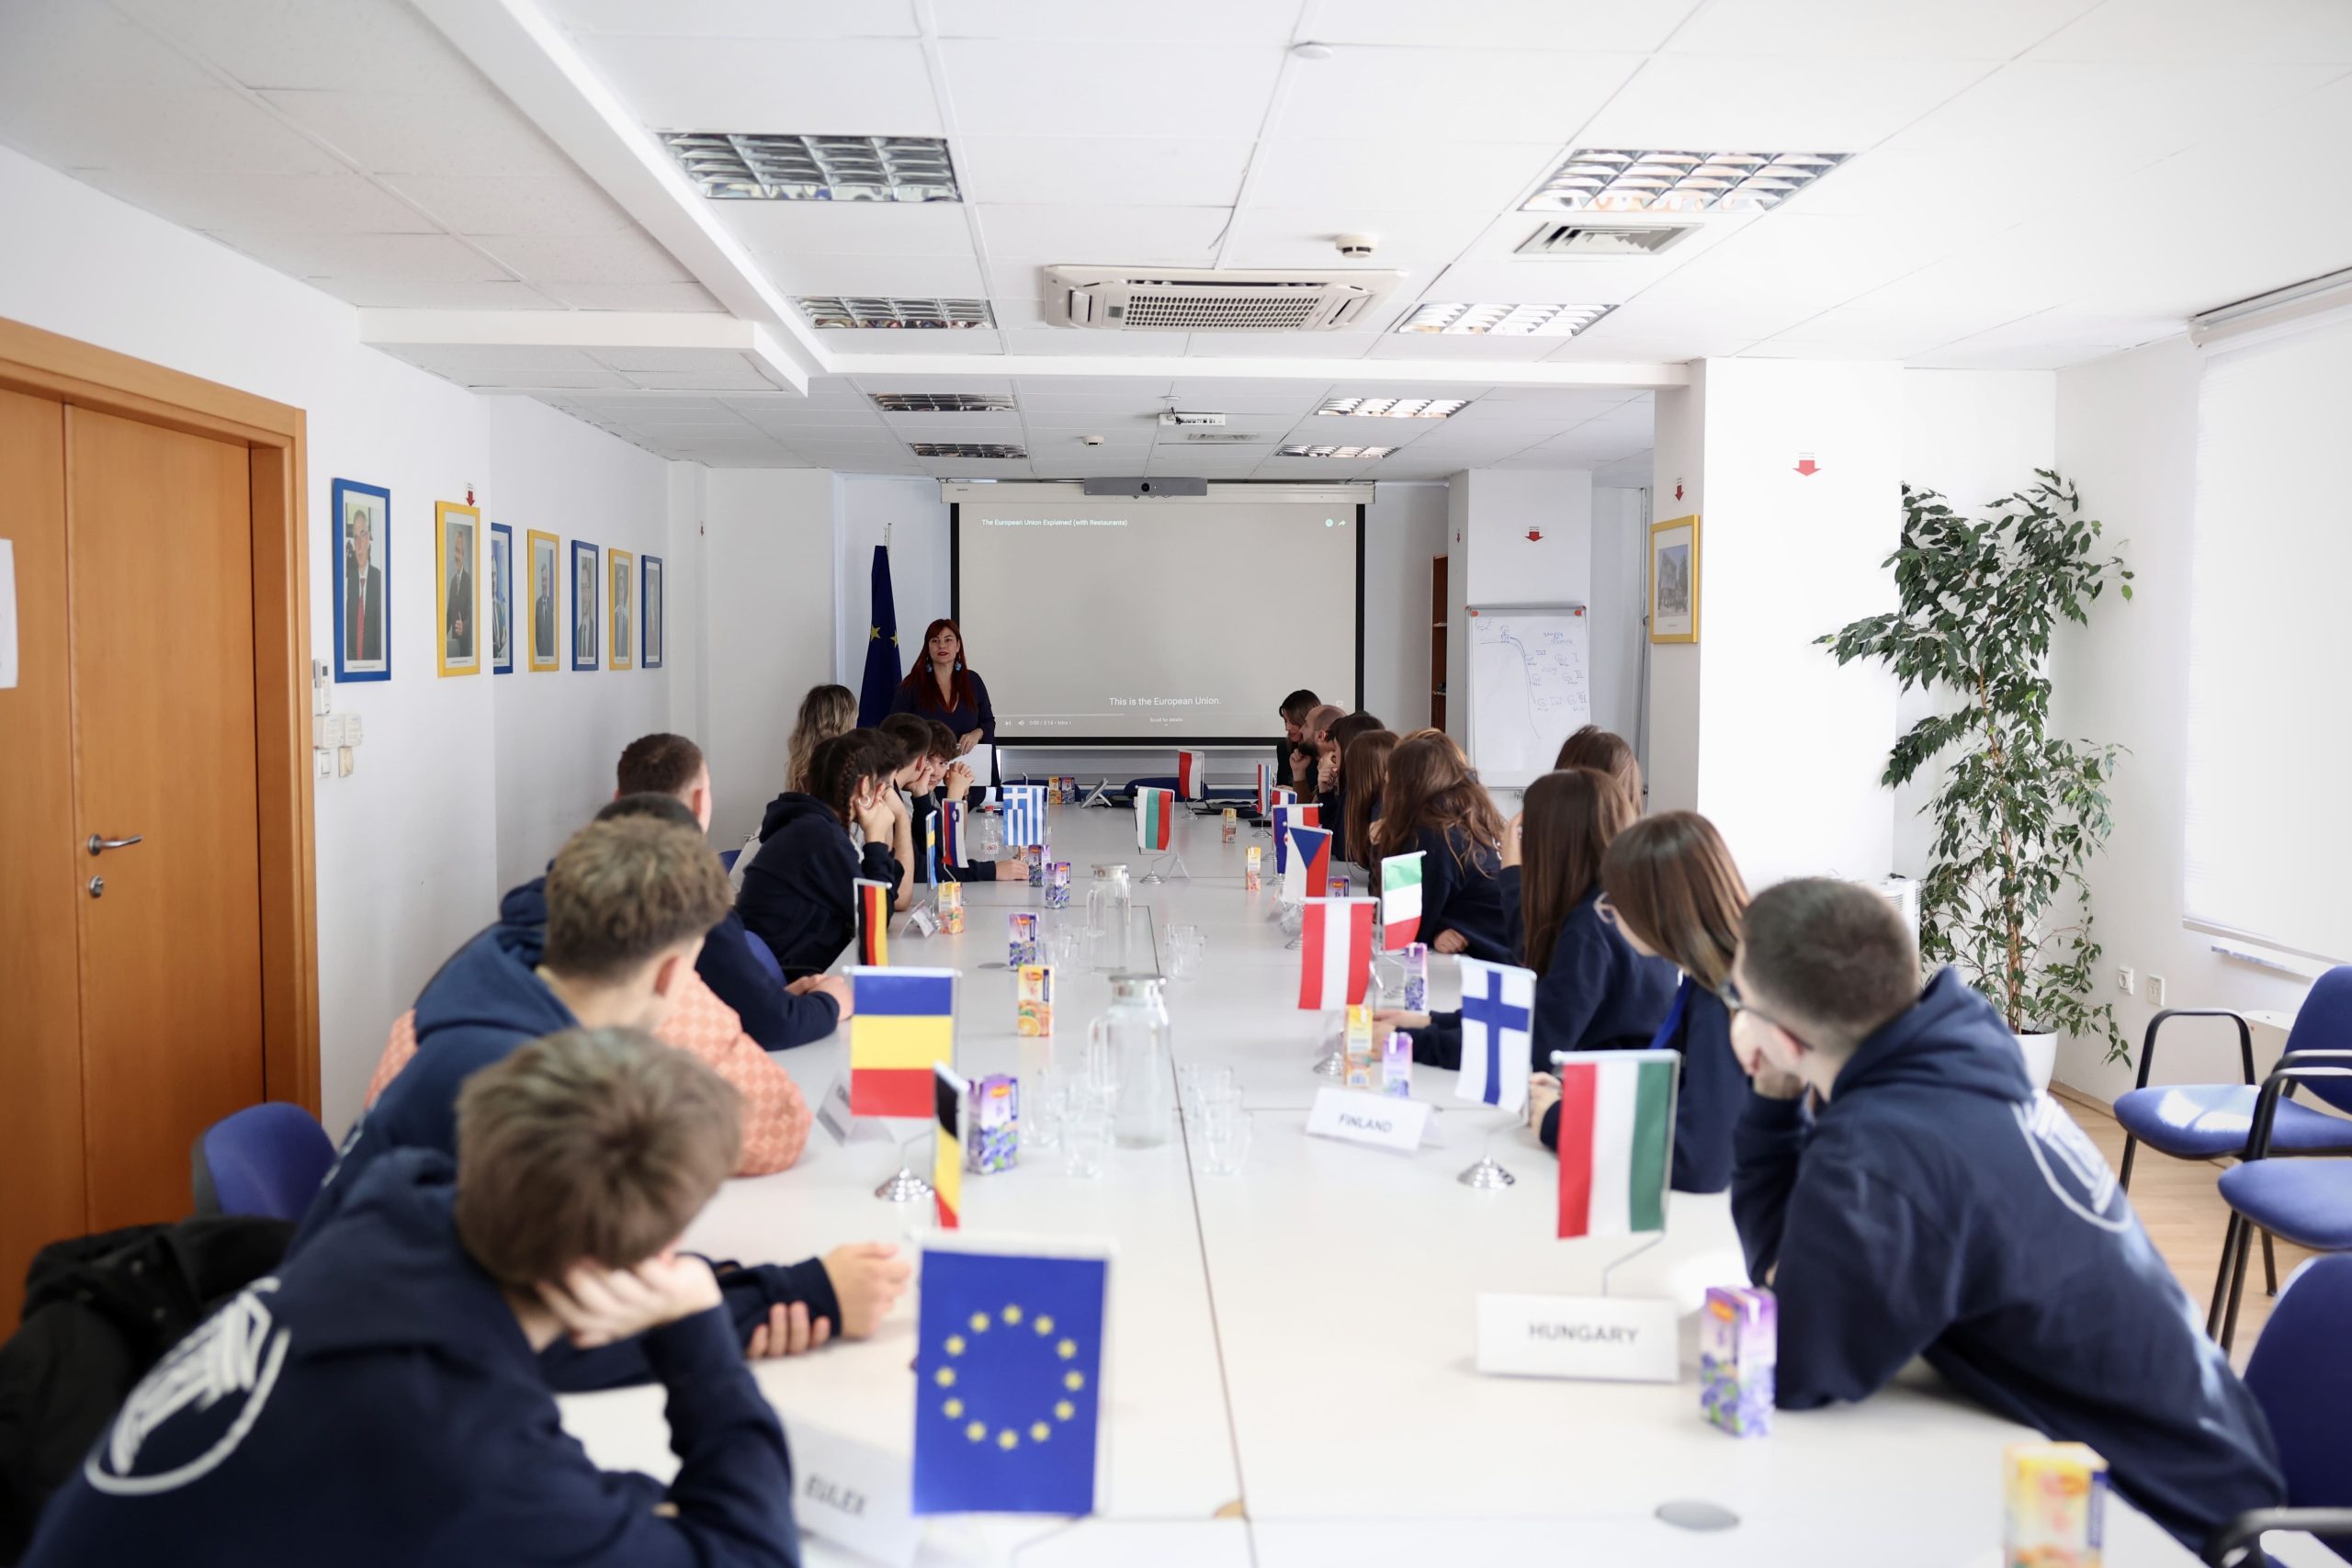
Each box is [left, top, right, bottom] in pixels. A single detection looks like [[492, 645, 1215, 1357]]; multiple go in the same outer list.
[[525, 528, 560, 671], [1649, 513, 1700, 645], [434, 501, 482, 677], [608, 547, 634, 671]]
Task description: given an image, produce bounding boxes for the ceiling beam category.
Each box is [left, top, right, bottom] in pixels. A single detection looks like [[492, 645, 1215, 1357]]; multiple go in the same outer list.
[[822, 353, 1691, 389]]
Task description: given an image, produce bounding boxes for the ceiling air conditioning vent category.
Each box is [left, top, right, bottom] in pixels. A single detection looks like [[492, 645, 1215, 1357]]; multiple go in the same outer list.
[[1179, 432, 1263, 445], [1516, 220, 1701, 258], [1046, 265, 1404, 333]]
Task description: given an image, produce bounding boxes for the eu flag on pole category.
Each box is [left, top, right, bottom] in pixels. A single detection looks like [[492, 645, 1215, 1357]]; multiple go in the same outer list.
[[913, 1242, 1110, 1517], [857, 545, 901, 728]]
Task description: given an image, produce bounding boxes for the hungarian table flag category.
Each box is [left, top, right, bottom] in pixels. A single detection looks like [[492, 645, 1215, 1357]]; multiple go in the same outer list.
[[1178, 750, 1209, 800], [1379, 850, 1425, 950], [1256, 761, 1273, 817], [848, 966, 956, 1118], [856, 877, 891, 965], [1271, 801, 1319, 874], [943, 800, 967, 867], [1454, 957, 1534, 1113], [933, 1065, 965, 1229], [1552, 1049, 1679, 1238], [1281, 822, 1331, 903], [1135, 786, 1174, 852], [1297, 897, 1374, 1010], [1003, 785, 1046, 849]]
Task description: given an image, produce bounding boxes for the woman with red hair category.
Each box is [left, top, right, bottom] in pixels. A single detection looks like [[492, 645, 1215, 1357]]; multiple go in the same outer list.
[[890, 618, 996, 765]]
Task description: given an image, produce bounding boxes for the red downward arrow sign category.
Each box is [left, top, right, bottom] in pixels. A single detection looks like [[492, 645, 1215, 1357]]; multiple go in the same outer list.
[[1794, 457, 1819, 477]]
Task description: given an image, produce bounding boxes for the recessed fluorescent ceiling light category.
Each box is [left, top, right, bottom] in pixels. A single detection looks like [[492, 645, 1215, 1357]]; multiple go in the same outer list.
[[797, 297, 994, 330], [1316, 396, 1467, 419], [1395, 303, 1614, 337], [661, 133, 960, 201], [1279, 445, 1394, 458], [910, 443, 1026, 458], [1523, 150, 1848, 214], [870, 392, 1016, 412]]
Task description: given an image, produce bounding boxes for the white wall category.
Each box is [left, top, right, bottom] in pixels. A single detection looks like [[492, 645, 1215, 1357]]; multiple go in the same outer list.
[[1646, 381, 1704, 812], [1589, 486, 1648, 745], [1447, 468, 1595, 786], [1362, 480, 1447, 731]]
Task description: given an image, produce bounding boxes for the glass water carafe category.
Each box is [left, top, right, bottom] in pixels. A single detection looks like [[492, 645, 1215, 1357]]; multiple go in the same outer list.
[[1093, 974, 1172, 1148], [975, 804, 1002, 860], [1085, 863, 1134, 972]]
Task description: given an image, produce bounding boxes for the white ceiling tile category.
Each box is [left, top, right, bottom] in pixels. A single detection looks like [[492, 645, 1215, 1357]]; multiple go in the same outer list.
[[575, 36, 941, 132], [2030, 0, 2352, 62], [1248, 139, 1561, 210], [117, 0, 492, 94], [978, 204, 1231, 269], [941, 40, 1283, 139], [478, 230, 693, 285], [1013, 376, 1174, 397], [1221, 209, 1491, 282], [714, 200, 977, 258], [1668, 0, 2101, 59], [0, 86, 343, 174], [956, 135, 1256, 207], [934, 0, 1301, 41], [1167, 381, 1335, 410], [1418, 256, 1662, 308], [385, 175, 644, 236], [388, 344, 605, 374], [593, 346, 755, 373], [1, 0, 219, 90], [827, 329, 1005, 355], [211, 229, 510, 281], [1365, 335, 1564, 361], [465, 368, 638, 389], [1001, 329, 1186, 355], [1313, 0, 1693, 51], [1282, 47, 1643, 145], [1888, 60, 2346, 168], [1480, 386, 1643, 412], [628, 368, 782, 390], [546, 0, 920, 37], [1620, 214, 1962, 314], [1182, 333, 1383, 359], [329, 279, 564, 308], [547, 281, 726, 310], [880, 412, 1026, 434], [768, 254, 989, 294], [1580, 53, 1995, 148], [70, 166, 437, 234], [1286, 413, 1443, 446], [259, 89, 574, 176]]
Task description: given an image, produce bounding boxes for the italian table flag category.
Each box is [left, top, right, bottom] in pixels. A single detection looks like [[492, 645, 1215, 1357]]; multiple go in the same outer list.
[[1297, 897, 1375, 1010], [1379, 850, 1424, 949], [1178, 750, 1209, 800], [1552, 1049, 1679, 1239], [1136, 786, 1174, 851]]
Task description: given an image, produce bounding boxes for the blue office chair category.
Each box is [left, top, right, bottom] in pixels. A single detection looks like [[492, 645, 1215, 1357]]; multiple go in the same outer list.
[[1127, 774, 1182, 793], [719, 846, 741, 872], [2212, 1048, 2352, 1352], [2204, 1254, 2352, 1564], [190, 1102, 335, 1221], [743, 929, 786, 987]]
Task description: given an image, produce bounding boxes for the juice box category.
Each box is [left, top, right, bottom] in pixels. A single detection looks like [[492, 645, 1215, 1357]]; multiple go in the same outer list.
[[1402, 942, 1428, 1010], [966, 1075, 1019, 1174], [1046, 778, 1064, 805], [1025, 842, 1046, 886], [1008, 912, 1039, 967], [1245, 845, 1262, 891], [1330, 874, 1351, 899], [1046, 861, 1071, 909], [2004, 1443, 2108, 1568], [1017, 963, 1054, 1038], [1383, 1032, 1413, 1098], [1343, 1004, 1375, 1088], [1221, 808, 1238, 844], [1698, 1286, 1776, 1438], [938, 882, 964, 934]]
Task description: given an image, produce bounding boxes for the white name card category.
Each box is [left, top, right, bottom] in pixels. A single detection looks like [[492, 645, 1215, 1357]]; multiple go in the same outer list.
[[789, 1423, 920, 1567], [1476, 1292, 1680, 1382], [1306, 1087, 1431, 1154], [906, 905, 940, 937], [816, 1073, 885, 1145]]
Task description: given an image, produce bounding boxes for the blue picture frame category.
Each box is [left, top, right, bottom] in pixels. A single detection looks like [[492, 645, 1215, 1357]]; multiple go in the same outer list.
[[330, 479, 390, 682], [641, 553, 664, 671], [489, 522, 514, 674], [570, 539, 601, 671]]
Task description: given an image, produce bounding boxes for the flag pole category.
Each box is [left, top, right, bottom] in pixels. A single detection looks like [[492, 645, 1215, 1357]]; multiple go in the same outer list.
[[1311, 1008, 1347, 1077], [1599, 1233, 1668, 1296], [873, 1124, 936, 1203]]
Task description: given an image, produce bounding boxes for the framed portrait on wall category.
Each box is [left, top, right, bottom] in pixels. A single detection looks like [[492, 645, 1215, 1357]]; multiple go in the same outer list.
[[609, 547, 634, 671], [489, 522, 514, 675], [1649, 513, 1700, 645], [526, 528, 560, 671], [571, 539, 600, 671], [331, 478, 390, 682], [641, 554, 663, 671], [435, 501, 481, 678]]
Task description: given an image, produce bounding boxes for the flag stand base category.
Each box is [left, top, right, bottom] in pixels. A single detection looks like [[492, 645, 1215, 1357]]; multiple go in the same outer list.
[[1456, 1155, 1517, 1189], [874, 1166, 934, 1203], [1138, 851, 1191, 885], [1080, 780, 1112, 807], [1311, 1009, 1346, 1077]]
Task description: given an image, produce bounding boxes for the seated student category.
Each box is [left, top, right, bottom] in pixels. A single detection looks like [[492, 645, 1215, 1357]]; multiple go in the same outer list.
[[876, 715, 939, 909], [1292, 702, 1345, 794], [616, 733, 850, 1053], [738, 729, 905, 978], [1340, 728, 1397, 874], [27, 1029, 804, 1568], [1274, 688, 1319, 802], [1382, 767, 1678, 1077], [1724, 878, 2285, 1551], [909, 717, 1024, 883], [1554, 724, 1644, 811], [1315, 711, 1384, 861], [733, 682, 856, 886], [1371, 731, 1515, 963]]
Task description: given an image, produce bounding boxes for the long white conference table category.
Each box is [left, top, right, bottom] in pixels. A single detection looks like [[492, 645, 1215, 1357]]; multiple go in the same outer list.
[[560, 803, 2312, 1568]]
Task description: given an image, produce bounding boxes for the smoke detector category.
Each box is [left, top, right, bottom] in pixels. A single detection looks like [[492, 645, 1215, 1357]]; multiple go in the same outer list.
[[1046, 265, 1403, 332]]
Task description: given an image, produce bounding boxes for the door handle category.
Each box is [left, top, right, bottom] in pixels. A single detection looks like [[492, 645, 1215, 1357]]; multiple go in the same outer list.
[[86, 833, 144, 855]]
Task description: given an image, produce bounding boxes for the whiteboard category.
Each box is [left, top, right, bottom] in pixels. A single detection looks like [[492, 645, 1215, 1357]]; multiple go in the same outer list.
[[1464, 604, 1592, 787]]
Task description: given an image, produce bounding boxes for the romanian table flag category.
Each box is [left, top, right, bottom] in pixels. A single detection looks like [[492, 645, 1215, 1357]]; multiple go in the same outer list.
[[1379, 850, 1425, 950], [1003, 785, 1046, 849], [943, 800, 967, 867], [856, 877, 891, 966], [848, 966, 956, 1118], [1177, 750, 1209, 800], [1135, 786, 1174, 852], [1281, 823, 1331, 903], [1454, 957, 1534, 1113], [1553, 1049, 1679, 1239], [1271, 801, 1319, 874], [933, 1066, 965, 1229], [911, 1241, 1110, 1516], [1297, 897, 1375, 1010]]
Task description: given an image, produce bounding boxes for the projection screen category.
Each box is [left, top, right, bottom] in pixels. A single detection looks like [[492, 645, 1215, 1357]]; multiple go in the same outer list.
[[951, 486, 1364, 746]]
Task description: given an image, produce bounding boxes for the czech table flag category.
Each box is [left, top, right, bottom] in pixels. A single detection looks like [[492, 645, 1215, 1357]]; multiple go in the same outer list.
[[1003, 785, 1046, 849], [1271, 801, 1319, 874], [1454, 957, 1534, 1114], [912, 1240, 1109, 1516], [1379, 850, 1425, 950], [848, 966, 956, 1117], [933, 1065, 965, 1229], [1553, 1049, 1679, 1239], [1296, 897, 1375, 1010], [856, 877, 891, 966], [1178, 750, 1209, 800], [943, 800, 967, 868], [1135, 786, 1174, 852], [1256, 761, 1273, 817], [1281, 823, 1331, 903]]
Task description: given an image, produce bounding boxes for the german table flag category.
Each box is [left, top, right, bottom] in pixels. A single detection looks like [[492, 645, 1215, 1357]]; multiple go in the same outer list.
[[933, 1065, 965, 1230], [857, 876, 890, 965]]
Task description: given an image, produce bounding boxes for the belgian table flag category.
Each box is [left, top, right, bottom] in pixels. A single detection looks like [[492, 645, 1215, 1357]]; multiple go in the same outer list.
[[933, 1065, 965, 1230], [856, 877, 891, 965], [848, 966, 955, 1117]]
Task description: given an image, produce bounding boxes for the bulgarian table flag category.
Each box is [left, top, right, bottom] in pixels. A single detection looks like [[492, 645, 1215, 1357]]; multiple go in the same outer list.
[[1271, 801, 1319, 874], [1453, 957, 1533, 1113], [1552, 1049, 1679, 1239], [1135, 786, 1174, 852], [1178, 750, 1209, 800], [857, 877, 891, 965], [1379, 850, 1425, 949], [1282, 823, 1331, 903], [933, 1065, 965, 1230], [849, 966, 956, 1118], [1297, 897, 1374, 1010]]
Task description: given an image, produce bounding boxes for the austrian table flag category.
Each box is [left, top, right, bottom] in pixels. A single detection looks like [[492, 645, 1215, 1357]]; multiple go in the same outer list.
[[933, 1066, 964, 1229], [1178, 750, 1209, 800], [1003, 785, 1046, 849], [1271, 801, 1319, 874], [1553, 1049, 1679, 1239], [856, 877, 891, 966], [848, 966, 956, 1118], [1379, 850, 1425, 950], [1135, 786, 1174, 852], [1281, 822, 1331, 903], [1297, 897, 1375, 1010], [1454, 957, 1534, 1114]]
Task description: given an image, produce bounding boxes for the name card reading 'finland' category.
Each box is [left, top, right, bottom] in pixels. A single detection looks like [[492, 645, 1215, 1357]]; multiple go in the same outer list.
[[1476, 1293, 1680, 1382], [1306, 1087, 1431, 1154], [788, 1424, 920, 1567]]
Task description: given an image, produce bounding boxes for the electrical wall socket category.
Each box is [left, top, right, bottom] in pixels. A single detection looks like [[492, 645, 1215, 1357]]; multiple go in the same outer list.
[[2148, 975, 2167, 1008], [2116, 967, 2135, 996]]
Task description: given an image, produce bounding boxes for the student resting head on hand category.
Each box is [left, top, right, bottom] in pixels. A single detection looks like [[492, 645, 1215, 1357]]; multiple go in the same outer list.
[[739, 729, 906, 979], [1341, 728, 1398, 875], [1553, 725, 1643, 813], [1373, 730, 1514, 964]]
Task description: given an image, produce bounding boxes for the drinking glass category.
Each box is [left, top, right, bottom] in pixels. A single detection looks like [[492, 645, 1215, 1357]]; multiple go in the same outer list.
[[1166, 924, 1204, 980], [1082, 1030, 1120, 1111], [1198, 1106, 1253, 1177], [1063, 1102, 1112, 1179], [1024, 1068, 1069, 1151]]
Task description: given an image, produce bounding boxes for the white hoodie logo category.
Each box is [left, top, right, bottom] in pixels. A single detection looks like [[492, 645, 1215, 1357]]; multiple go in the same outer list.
[[88, 1281, 290, 1495], [2012, 1094, 2132, 1234]]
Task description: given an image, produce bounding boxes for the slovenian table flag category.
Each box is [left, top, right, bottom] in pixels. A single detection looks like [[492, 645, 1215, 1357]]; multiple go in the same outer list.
[[1178, 750, 1209, 800], [933, 1065, 964, 1230], [1454, 956, 1535, 1114], [1003, 785, 1046, 849], [1135, 786, 1174, 852], [856, 877, 891, 966], [1379, 850, 1425, 950], [912, 1240, 1109, 1516], [1271, 801, 1319, 874], [1281, 823, 1331, 903], [943, 800, 967, 868], [848, 966, 956, 1118], [1552, 1049, 1679, 1239], [1297, 897, 1375, 1010]]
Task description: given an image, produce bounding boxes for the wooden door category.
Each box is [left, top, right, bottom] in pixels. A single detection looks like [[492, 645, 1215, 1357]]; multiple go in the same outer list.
[[67, 406, 266, 1230]]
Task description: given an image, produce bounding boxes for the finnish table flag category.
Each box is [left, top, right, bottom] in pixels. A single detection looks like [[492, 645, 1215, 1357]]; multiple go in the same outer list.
[[1454, 956, 1535, 1114], [1296, 897, 1375, 1010]]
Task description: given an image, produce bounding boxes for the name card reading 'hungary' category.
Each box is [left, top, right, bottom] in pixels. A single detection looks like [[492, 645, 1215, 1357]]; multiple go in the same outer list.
[[1476, 1292, 1680, 1383], [1306, 1087, 1431, 1154], [790, 1422, 921, 1567]]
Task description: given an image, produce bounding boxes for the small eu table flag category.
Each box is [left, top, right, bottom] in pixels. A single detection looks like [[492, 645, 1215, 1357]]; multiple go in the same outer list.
[[913, 1242, 1110, 1517]]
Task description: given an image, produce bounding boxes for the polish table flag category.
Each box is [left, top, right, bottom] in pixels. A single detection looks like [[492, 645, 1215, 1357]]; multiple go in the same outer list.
[[1297, 897, 1375, 1010], [1135, 786, 1175, 852], [1282, 822, 1331, 903], [1379, 850, 1425, 949], [1178, 750, 1209, 800]]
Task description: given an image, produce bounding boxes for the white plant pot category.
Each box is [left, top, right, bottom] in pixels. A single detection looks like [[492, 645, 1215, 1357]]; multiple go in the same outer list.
[[2013, 1030, 2059, 1093]]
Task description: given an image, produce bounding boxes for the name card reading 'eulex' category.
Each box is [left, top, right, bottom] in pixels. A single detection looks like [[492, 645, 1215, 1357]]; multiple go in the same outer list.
[[789, 1423, 921, 1567], [1476, 1292, 1681, 1382], [1305, 1087, 1431, 1153]]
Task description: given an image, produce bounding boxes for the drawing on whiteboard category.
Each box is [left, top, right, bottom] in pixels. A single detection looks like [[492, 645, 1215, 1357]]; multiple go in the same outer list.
[[1469, 610, 1592, 779]]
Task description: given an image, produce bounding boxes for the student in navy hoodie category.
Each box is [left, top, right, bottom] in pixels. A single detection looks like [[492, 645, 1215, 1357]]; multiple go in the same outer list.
[[1340, 728, 1397, 875], [1370, 731, 1516, 964], [738, 729, 907, 979], [907, 717, 1025, 885], [1315, 711, 1384, 863], [1275, 688, 1320, 802], [1724, 878, 2284, 1551], [1381, 768, 1678, 1080], [616, 731, 851, 1051], [26, 1028, 802, 1568]]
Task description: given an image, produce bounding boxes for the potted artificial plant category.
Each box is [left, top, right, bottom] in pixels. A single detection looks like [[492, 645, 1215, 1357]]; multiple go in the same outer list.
[[1822, 472, 2133, 1089]]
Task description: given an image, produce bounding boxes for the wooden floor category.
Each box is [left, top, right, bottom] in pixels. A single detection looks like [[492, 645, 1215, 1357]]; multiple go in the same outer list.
[[2055, 1086, 2317, 1368]]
